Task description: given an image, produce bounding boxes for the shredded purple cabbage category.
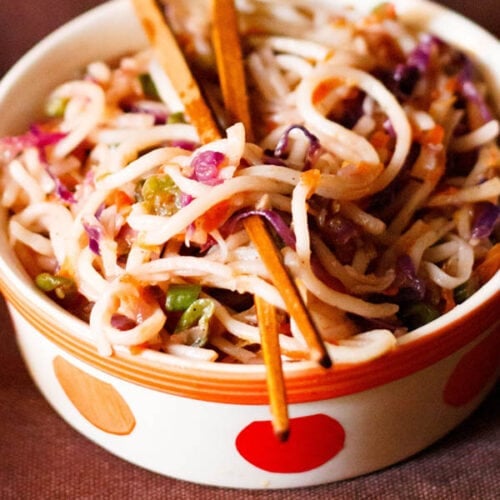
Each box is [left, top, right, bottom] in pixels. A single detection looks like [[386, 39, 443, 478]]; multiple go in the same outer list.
[[383, 118, 396, 137], [262, 153, 287, 166], [317, 213, 358, 247], [0, 125, 76, 203], [227, 209, 296, 248], [53, 176, 77, 204], [170, 140, 197, 151], [407, 34, 440, 72], [111, 313, 137, 330], [94, 203, 105, 219], [31, 126, 77, 203], [179, 192, 194, 208], [471, 202, 500, 240], [124, 101, 168, 125], [0, 124, 66, 161], [393, 34, 441, 96], [338, 92, 366, 130], [393, 255, 426, 302], [191, 150, 225, 184], [29, 124, 67, 148], [82, 220, 102, 256], [272, 124, 321, 167], [457, 59, 493, 123], [44, 163, 77, 204]]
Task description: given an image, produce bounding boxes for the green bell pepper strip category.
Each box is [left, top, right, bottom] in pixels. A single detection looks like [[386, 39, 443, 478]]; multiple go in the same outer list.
[[167, 111, 187, 124], [35, 272, 77, 300], [166, 284, 202, 312], [453, 276, 479, 304], [139, 73, 160, 99], [174, 298, 215, 346], [140, 174, 181, 216], [45, 96, 69, 118], [398, 302, 440, 330]]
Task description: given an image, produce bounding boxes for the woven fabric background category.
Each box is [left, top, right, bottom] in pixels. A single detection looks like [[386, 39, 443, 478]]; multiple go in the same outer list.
[[0, 1, 498, 498]]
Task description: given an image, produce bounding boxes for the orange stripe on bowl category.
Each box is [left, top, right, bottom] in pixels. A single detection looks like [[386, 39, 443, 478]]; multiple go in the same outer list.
[[1, 270, 499, 405]]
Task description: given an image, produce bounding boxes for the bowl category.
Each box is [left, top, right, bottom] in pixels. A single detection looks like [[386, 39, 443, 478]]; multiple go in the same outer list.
[[0, 0, 498, 489]]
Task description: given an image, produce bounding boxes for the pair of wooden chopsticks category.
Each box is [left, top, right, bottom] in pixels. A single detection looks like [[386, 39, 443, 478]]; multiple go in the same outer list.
[[132, 0, 331, 441]]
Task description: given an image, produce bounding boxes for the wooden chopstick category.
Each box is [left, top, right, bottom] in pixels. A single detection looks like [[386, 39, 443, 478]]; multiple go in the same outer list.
[[243, 215, 332, 368], [131, 0, 221, 144], [254, 295, 289, 441], [211, 0, 332, 369], [211, 0, 254, 141], [211, 0, 289, 439]]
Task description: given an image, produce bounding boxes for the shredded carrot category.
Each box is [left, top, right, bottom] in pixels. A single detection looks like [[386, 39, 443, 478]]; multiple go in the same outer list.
[[467, 100, 490, 130], [312, 78, 342, 105], [264, 119, 279, 135], [419, 124, 445, 145], [338, 160, 382, 179], [301, 168, 321, 195], [324, 49, 336, 62], [445, 76, 459, 93], [381, 284, 399, 297], [329, 16, 348, 29], [106, 190, 134, 210], [369, 2, 397, 22], [370, 129, 391, 150], [432, 184, 459, 197], [129, 345, 147, 355], [441, 287, 456, 313], [57, 173, 79, 191], [196, 200, 233, 233], [364, 5, 398, 34], [475, 243, 500, 284]]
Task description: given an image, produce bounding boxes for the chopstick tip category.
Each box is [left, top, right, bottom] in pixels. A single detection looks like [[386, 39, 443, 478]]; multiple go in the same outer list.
[[317, 351, 333, 369], [275, 427, 290, 443]]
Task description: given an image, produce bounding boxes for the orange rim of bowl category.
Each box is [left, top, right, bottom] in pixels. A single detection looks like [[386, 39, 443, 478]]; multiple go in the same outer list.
[[0, 262, 498, 405]]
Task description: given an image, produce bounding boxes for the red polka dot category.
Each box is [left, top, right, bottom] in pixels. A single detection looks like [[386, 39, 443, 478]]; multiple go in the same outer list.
[[235, 413, 345, 473], [443, 330, 499, 407]]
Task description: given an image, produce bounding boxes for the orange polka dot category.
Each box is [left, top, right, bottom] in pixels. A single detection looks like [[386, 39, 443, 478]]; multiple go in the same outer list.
[[53, 355, 136, 435]]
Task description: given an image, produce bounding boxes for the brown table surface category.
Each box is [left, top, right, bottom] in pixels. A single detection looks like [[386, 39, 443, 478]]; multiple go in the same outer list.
[[0, 1, 499, 498]]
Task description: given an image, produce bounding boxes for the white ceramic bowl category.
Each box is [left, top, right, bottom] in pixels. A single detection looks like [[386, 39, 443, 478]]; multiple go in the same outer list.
[[0, 0, 498, 489]]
